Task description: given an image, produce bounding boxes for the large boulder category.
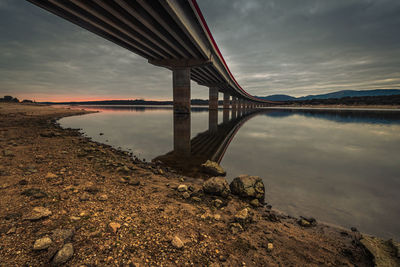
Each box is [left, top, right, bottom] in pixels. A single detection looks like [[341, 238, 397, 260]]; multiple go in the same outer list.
[[203, 177, 230, 197], [230, 175, 265, 202], [201, 160, 226, 176]]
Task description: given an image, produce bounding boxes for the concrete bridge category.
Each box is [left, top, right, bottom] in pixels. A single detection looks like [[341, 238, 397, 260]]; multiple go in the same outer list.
[[27, 0, 275, 113]]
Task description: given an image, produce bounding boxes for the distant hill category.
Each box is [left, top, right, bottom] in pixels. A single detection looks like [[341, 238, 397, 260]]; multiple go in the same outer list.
[[258, 89, 400, 101]]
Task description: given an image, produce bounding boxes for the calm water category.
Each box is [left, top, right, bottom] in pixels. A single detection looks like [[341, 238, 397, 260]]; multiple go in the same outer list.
[[59, 106, 400, 240]]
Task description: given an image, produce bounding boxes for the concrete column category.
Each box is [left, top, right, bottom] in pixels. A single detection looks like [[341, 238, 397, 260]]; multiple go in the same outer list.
[[223, 93, 230, 109], [231, 108, 237, 120], [173, 68, 191, 114], [232, 97, 238, 110], [208, 109, 218, 133], [223, 108, 229, 123], [209, 87, 218, 110], [173, 112, 190, 156]]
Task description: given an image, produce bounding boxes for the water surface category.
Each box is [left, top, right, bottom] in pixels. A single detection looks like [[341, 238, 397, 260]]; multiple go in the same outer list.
[[59, 106, 400, 240]]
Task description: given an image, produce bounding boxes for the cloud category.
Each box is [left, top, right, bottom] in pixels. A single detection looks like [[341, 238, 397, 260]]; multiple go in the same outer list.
[[0, 0, 399, 100]]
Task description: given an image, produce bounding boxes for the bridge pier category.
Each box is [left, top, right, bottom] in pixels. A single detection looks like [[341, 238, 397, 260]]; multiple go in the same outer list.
[[223, 109, 229, 123], [223, 93, 230, 109], [173, 68, 191, 114], [209, 87, 219, 110]]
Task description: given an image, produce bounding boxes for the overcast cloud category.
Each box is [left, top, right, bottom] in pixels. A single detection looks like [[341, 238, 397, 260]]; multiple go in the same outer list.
[[0, 0, 399, 101]]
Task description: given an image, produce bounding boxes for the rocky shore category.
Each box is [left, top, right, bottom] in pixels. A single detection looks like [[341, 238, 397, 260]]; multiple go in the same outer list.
[[0, 103, 398, 266]]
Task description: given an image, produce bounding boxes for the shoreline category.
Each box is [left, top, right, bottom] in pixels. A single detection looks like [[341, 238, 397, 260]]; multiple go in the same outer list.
[[1, 103, 398, 266]]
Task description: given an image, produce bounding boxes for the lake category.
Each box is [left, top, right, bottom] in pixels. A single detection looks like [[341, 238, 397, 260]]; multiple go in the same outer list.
[[59, 106, 400, 240]]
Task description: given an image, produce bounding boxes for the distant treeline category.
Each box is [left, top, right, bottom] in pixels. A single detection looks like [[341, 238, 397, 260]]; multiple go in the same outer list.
[[0, 95, 34, 103], [41, 99, 224, 106], [282, 94, 400, 106]]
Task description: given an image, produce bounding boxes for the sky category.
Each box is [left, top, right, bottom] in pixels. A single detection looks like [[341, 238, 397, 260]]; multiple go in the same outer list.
[[0, 0, 399, 102]]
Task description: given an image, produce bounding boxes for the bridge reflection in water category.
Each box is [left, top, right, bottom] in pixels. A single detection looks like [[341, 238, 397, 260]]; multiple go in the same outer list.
[[156, 107, 262, 176]]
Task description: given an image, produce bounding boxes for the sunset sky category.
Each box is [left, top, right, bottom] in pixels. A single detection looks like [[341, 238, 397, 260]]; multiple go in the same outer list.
[[0, 0, 399, 102]]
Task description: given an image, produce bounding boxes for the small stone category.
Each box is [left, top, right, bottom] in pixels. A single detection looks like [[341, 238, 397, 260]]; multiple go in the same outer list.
[[116, 166, 130, 174], [182, 192, 190, 199], [191, 196, 201, 202], [70, 216, 81, 221], [98, 194, 108, 201], [212, 199, 223, 208], [3, 150, 15, 157], [79, 192, 91, 201], [33, 237, 53, 250], [45, 172, 58, 179], [177, 184, 188, 192], [298, 219, 311, 227], [109, 222, 121, 234], [26, 207, 52, 221], [235, 208, 249, 223], [213, 214, 222, 221], [127, 177, 140, 186], [171, 236, 184, 249], [351, 227, 358, 232], [250, 199, 260, 207], [52, 228, 75, 243], [230, 223, 243, 234], [52, 243, 74, 265], [201, 160, 226, 176], [203, 177, 230, 197], [6, 227, 16, 235], [267, 243, 274, 252]]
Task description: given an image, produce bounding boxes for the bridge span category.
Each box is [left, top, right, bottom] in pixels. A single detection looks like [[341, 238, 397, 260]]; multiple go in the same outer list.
[[27, 0, 276, 113]]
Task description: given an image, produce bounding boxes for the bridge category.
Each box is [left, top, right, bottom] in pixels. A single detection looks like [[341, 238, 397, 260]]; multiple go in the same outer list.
[[27, 0, 275, 114]]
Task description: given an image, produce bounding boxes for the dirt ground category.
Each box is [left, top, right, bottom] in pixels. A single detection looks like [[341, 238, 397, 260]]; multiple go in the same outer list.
[[0, 103, 374, 266]]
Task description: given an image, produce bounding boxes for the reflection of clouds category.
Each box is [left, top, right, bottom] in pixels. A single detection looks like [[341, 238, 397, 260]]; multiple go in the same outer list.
[[222, 112, 400, 239]]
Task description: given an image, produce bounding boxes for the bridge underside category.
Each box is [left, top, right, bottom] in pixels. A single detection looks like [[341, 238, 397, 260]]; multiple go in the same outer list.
[[27, 0, 275, 114]]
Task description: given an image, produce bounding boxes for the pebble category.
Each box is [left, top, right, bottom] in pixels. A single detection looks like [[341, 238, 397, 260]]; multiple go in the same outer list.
[[191, 196, 201, 202], [26, 207, 52, 221], [79, 192, 91, 201], [171, 236, 184, 249], [250, 199, 260, 207], [98, 194, 108, 201], [182, 192, 190, 199], [177, 184, 188, 192], [235, 208, 249, 223], [109, 222, 121, 234], [33, 237, 53, 250], [45, 172, 58, 179], [212, 199, 223, 208], [52, 243, 74, 265], [267, 243, 274, 252]]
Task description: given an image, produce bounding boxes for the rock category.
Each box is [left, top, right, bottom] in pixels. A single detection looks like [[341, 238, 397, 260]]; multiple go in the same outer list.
[[171, 236, 184, 249], [360, 236, 400, 267], [116, 166, 131, 174], [98, 194, 108, 201], [230, 223, 243, 234], [182, 192, 190, 199], [201, 160, 226, 176], [108, 222, 121, 234], [52, 228, 75, 243], [3, 150, 15, 157], [21, 188, 47, 199], [298, 217, 316, 227], [267, 243, 274, 252], [52, 243, 74, 265], [234, 208, 250, 223], [212, 199, 223, 208], [127, 177, 140, 186], [26, 207, 52, 221], [203, 177, 230, 197], [351, 227, 358, 232], [70, 216, 81, 221], [298, 219, 311, 227], [191, 196, 201, 202], [79, 192, 91, 201], [250, 199, 260, 207], [213, 214, 222, 221], [33, 237, 53, 250], [230, 175, 265, 202], [6, 227, 16, 235], [45, 172, 58, 179], [177, 184, 188, 192]]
